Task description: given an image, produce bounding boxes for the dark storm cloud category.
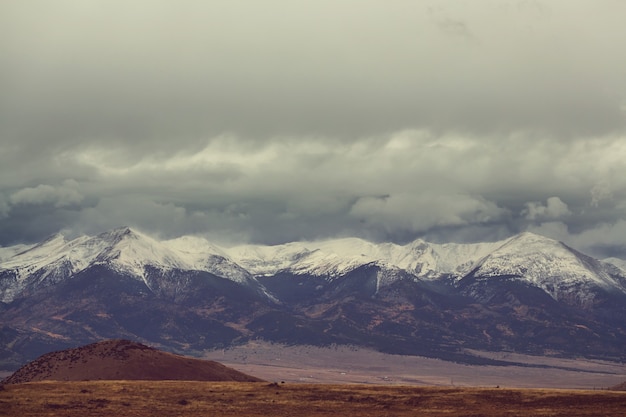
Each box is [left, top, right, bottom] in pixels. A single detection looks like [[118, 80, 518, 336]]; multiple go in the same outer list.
[[1, 1, 626, 257], [3, 0, 625, 143]]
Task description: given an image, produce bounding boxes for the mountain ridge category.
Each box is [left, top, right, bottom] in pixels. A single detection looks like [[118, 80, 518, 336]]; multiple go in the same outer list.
[[1, 227, 626, 370], [2, 227, 624, 304]]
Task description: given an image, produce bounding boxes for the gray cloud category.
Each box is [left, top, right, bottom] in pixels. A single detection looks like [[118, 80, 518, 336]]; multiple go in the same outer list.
[[0, 197, 9, 219], [522, 197, 571, 221], [1, 1, 626, 258], [590, 180, 614, 208], [2, 0, 626, 144], [10, 180, 83, 208], [349, 193, 506, 235]]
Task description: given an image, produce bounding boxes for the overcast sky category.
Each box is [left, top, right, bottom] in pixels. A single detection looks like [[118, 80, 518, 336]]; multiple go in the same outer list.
[[1, 1, 626, 258]]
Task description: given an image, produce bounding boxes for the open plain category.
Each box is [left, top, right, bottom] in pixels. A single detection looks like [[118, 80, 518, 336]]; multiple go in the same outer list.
[[2, 380, 626, 417], [202, 342, 626, 389]]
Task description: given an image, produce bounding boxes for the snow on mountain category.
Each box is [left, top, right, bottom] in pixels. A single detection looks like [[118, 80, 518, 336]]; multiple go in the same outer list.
[[0, 233, 98, 302], [0, 228, 189, 288], [1, 233, 102, 279], [2, 227, 625, 304], [226, 238, 414, 279], [225, 237, 502, 280], [470, 232, 626, 302], [394, 239, 504, 278], [91, 227, 196, 278], [162, 235, 253, 283], [225, 233, 626, 303], [225, 238, 427, 291], [224, 242, 314, 276], [604, 257, 626, 273], [0, 243, 35, 263], [270, 238, 397, 277], [0, 227, 253, 302]]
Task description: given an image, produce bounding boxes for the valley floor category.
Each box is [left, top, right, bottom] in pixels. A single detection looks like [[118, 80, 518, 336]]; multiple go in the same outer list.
[[202, 342, 626, 389], [2, 380, 626, 417]]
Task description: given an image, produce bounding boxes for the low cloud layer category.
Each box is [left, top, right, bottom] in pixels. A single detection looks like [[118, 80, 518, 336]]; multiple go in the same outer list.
[[522, 197, 571, 221], [1, 1, 626, 258], [9, 180, 84, 208]]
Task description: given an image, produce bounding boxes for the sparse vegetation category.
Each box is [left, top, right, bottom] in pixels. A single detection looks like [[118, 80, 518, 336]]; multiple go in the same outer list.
[[1, 381, 625, 417]]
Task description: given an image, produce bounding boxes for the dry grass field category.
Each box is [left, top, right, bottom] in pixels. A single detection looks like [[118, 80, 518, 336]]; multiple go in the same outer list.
[[1, 381, 625, 417]]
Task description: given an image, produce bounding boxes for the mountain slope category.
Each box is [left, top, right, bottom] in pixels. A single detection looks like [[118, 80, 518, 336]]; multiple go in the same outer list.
[[225, 237, 503, 280], [461, 233, 626, 307], [0, 227, 264, 303], [226, 233, 626, 304]]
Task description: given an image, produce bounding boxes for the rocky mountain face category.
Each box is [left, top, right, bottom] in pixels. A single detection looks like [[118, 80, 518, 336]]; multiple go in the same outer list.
[[1, 227, 625, 369]]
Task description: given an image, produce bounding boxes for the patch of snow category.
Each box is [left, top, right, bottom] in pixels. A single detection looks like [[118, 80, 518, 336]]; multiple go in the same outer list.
[[225, 242, 314, 276], [0, 243, 35, 262]]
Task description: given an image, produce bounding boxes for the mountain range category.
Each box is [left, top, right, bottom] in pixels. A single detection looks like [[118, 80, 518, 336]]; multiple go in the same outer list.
[[1, 226, 626, 369]]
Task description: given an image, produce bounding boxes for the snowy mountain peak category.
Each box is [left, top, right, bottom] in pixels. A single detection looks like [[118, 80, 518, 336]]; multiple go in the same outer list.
[[504, 231, 562, 247], [227, 236, 490, 280], [225, 242, 313, 277], [1, 228, 625, 305], [96, 226, 146, 245], [40, 232, 67, 244], [93, 228, 186, 278], [1, 232, 72, 273], [469, 232, 625, 304], [23, 232, 67, 254], [163, 235, 228, 258], [0, 228, 257, 302], [406, 238, 430, 250]]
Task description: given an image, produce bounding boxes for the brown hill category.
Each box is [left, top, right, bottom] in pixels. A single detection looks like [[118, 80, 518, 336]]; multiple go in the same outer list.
[[2, 339, 263, 384]]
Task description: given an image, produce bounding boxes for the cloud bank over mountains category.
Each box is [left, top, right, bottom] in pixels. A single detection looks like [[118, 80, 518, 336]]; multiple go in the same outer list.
[[1, 1, 625, 257]]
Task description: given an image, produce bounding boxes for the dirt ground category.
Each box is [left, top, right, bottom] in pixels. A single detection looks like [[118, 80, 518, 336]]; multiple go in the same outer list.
[[202, 342, 626, 389], [2, 380, 626, 417]]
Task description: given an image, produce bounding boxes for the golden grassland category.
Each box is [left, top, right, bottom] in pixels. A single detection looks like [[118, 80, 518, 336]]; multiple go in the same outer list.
[[1, 381, 626, 417]]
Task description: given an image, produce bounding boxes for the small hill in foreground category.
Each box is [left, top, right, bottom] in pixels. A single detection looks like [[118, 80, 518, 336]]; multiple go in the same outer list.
[[2, 339, 263, 384]]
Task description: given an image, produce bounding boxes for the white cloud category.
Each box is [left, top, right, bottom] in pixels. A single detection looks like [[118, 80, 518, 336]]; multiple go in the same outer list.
[[349, 193, 506, 234], [527, 221, 571, 242], [530, 220, 626, 258], [9, 180, 83, 208], [522, 197, 571, 221], [571, 220, 626, 252], [2, 1, 626, 254]]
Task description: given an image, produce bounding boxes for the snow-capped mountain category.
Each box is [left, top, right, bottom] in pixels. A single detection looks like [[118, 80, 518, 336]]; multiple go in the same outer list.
[[2, 227, 626, 369], [226, 233, 626, 304], [0, 227, 254, 303], [1, 227, 626, 304], [464, 232, 626, 305]]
